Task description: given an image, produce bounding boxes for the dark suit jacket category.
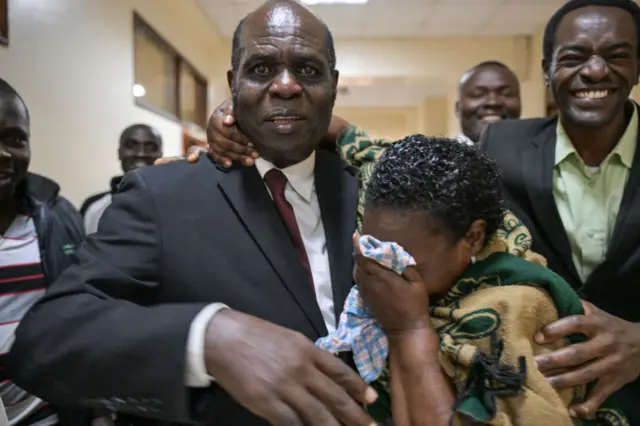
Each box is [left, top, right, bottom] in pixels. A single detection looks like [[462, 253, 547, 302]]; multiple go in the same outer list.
[[479, 115, 640, 424], [7, 151, 358, 425]]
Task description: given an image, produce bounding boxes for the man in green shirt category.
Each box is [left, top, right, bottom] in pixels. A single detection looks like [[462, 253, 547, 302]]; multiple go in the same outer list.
[[479, 0, 640, 423]]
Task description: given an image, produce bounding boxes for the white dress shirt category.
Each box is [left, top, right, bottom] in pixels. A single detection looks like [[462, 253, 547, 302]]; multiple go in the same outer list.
[[84, 194, 113, 234], [184, 152, 336, 387]]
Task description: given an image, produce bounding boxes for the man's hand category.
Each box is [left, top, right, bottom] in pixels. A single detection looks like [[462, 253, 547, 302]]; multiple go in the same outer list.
[[206, 98, 258, 167], [534, 301, 640, 419], [353, 236, 431, 333], [205, 309, 377, 426]]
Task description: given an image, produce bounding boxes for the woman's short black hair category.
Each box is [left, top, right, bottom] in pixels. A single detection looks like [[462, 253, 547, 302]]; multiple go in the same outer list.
[[543, 0, 640, 70], [365, 134, 504, 245]]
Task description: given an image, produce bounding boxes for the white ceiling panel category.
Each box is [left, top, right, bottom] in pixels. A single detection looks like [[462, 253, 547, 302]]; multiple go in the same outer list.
[[420, 23, 482, 36], [487, 3, 560, 25], [197, 0, 567, 38], [362, 1, 431, 27], [427, 3, 498, 26], [311, 5, 365, 37], [476, 23, 538, 35]]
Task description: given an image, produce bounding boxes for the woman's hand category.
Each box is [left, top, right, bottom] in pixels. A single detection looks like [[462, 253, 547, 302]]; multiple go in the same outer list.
[[353, 235, 431, 334], [206, 98, 258, 167], [353, 236, 453, 425]]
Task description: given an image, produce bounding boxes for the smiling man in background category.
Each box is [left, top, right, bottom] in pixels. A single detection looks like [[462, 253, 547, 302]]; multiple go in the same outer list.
[[0, 79, 87, 425], [80, 124, 162, 234], [455, 60, 522, 144], [480, 0, 640, 421]]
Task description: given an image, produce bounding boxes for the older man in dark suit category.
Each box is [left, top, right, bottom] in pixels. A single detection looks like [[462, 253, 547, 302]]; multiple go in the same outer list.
[[5, 2, 377, 425], [479, 0, 640, 422]]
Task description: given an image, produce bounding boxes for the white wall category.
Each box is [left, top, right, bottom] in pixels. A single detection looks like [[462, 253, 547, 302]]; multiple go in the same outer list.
[[0, 0, 228, 206]]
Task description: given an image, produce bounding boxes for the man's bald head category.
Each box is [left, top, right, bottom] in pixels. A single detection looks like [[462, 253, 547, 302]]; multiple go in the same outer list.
[[455, 61, 521, 142], [227, 0, 339, 168], [231, 0, 336, 73], [119, 124, 162, 146], [0, 79, 28, 121], [458, 61, 519, 94]]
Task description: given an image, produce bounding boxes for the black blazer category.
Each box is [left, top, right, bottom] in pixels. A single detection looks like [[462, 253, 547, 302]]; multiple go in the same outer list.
[[479, 115, 640, 423], [7, 151, 358, 426]]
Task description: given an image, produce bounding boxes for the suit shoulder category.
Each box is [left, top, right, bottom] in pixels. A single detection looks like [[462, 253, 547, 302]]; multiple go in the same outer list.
[[481, 117, 556, 156], [132, 156, 226, 189], [316, 149, 357, 179], [487, 117, 553, 140]]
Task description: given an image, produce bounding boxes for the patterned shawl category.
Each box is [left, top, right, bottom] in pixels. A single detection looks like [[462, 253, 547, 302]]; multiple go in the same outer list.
[[316, 125, 627, 425]]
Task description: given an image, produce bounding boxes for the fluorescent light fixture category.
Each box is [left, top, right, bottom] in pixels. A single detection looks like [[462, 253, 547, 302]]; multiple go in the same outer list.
[[301, 0, 368, 4]]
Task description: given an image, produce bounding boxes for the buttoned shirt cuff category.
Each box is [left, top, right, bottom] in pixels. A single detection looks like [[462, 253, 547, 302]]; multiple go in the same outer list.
[[184, 303, 229, 387]]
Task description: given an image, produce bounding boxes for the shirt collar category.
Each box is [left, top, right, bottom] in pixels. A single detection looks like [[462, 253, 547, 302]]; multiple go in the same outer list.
[[614, 103, 638, 168], [455, 133, 474, 145], [555, 102, 638, 168], [254, 152, 316, 202]]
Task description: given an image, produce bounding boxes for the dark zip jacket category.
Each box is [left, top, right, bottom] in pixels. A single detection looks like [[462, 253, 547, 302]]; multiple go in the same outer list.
[[15, 173, 90, 426]]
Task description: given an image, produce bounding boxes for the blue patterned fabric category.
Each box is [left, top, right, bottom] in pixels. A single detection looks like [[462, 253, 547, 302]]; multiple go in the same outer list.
[[316, 234, 415, 383]]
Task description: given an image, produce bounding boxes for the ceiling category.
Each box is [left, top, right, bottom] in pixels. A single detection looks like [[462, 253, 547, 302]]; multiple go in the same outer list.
[[197, 0, 565, 38]]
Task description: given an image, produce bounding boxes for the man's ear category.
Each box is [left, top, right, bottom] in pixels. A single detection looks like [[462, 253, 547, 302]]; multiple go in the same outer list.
[[330, 70, 339, 104], [541, 59, 550, 87], [227, 70, 234, 91], [455, 100, 461, 117]]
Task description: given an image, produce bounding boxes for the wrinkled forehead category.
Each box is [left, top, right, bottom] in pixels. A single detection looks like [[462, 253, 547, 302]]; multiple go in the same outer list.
[[555, 6, 637, 49], [240, 5, 328, 64]]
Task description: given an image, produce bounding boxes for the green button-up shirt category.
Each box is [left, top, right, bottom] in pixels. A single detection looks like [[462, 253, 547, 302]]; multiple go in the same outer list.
[[553, 106, 637, 281]]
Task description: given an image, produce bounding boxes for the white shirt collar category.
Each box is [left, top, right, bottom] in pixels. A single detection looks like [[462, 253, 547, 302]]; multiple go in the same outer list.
[[455, 133, 474, 145], [254, 152, 316, 202]]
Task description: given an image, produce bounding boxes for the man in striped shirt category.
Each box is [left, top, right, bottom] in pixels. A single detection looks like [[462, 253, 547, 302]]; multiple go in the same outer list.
[[0, 79, 86, 425]]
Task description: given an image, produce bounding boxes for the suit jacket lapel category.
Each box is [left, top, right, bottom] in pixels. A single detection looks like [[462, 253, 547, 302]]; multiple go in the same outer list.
[[595, 130, 640, 272], [522, 123, 581, 284], [314, 151, 358, 321], [218, 165, 327, 336]]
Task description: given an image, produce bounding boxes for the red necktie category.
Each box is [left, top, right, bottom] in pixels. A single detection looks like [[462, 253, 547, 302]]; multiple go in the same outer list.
[[263, 169, 314, 288]]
